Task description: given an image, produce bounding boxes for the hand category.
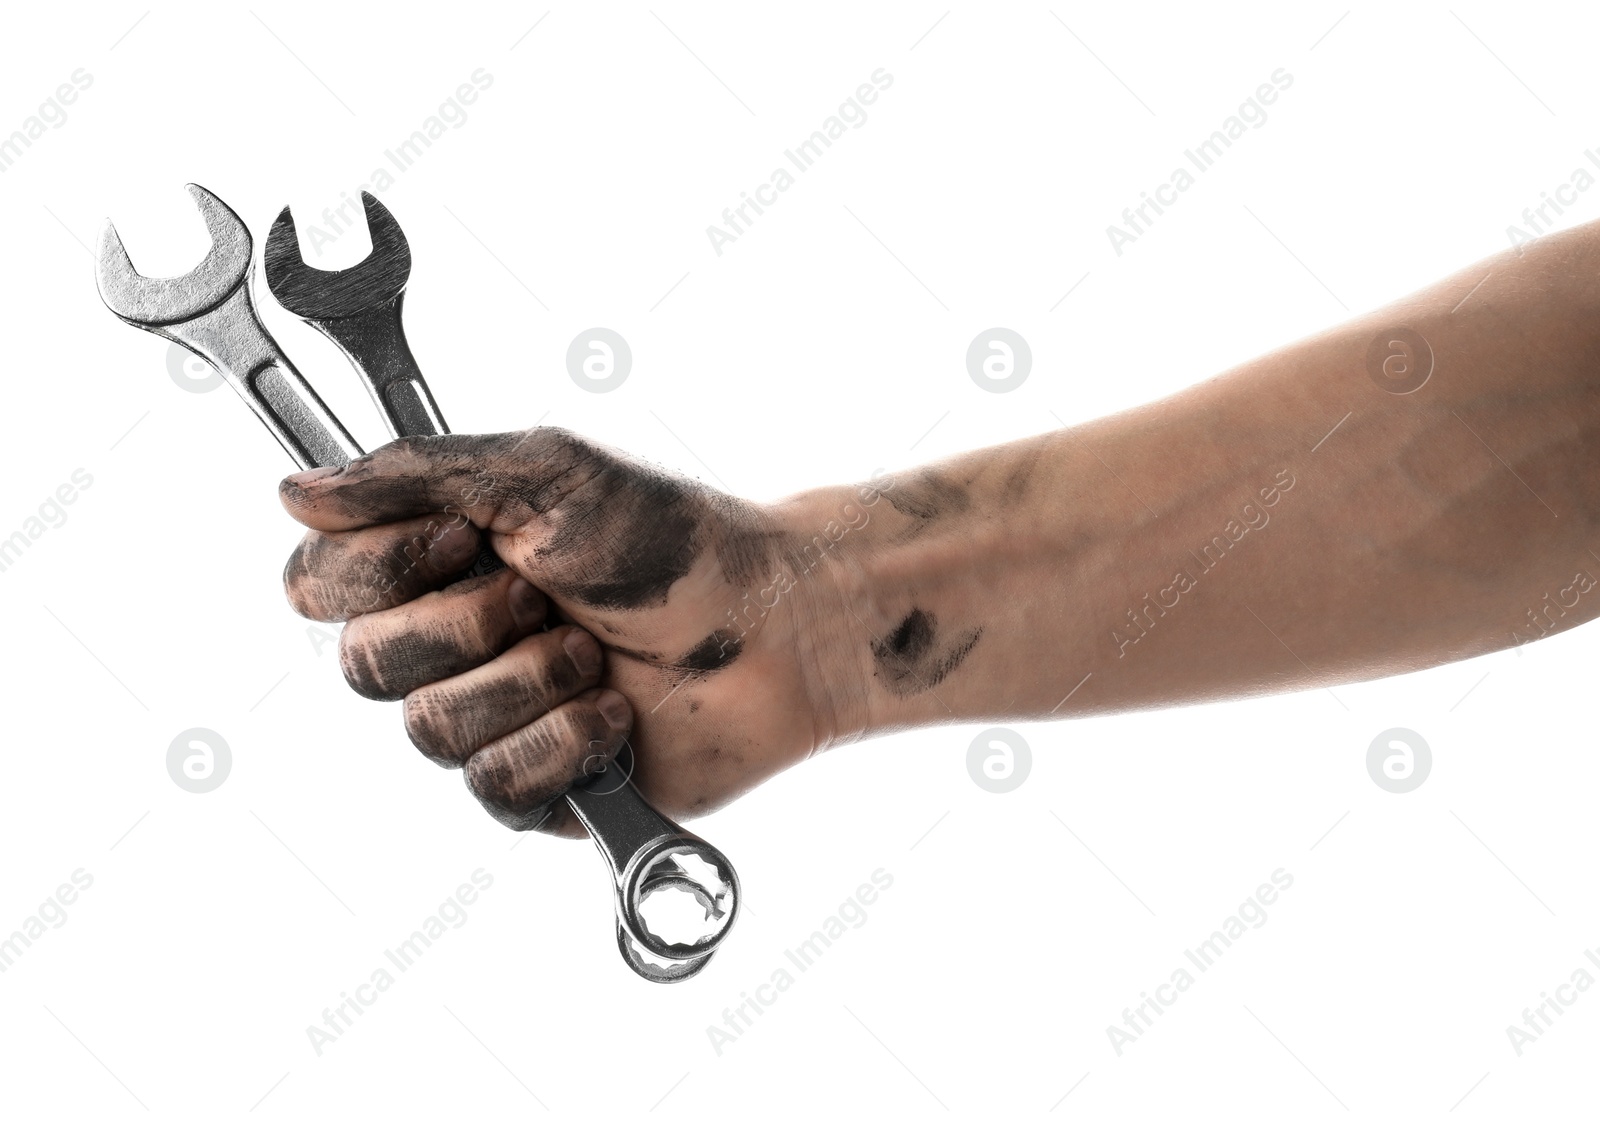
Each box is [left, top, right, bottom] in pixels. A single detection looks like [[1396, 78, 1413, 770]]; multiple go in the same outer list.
[[278, 428, 863, 836]]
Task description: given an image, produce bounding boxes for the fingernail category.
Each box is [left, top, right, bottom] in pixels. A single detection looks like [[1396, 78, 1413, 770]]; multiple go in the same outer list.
[[508, 578, 546, 630], [595, 688, 631, 731], [286, 465, 342, 485], [563, 629, 602, 677]]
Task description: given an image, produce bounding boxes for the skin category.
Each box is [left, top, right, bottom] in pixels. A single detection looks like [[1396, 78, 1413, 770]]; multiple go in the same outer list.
[[280, 217, 1600, 838]]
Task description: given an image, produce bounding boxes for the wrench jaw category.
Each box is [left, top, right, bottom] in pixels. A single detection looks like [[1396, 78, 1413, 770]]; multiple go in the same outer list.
[[95, 184, 252, 327], [263, 193, 445, 441], [263, 192, 411, 319]]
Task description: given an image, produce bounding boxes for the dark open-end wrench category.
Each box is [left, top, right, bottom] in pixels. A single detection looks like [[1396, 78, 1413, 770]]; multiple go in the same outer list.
[[263, 193, 740, 982]]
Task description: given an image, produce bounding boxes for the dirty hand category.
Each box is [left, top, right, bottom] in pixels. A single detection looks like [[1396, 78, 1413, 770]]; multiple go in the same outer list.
[[278, 429, 871, 836]]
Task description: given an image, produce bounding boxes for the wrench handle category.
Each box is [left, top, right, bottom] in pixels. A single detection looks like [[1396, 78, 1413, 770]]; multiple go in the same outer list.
[[164, 283, 362, 470], [310, 299, 503, 578], [312, 297, 449, 444]]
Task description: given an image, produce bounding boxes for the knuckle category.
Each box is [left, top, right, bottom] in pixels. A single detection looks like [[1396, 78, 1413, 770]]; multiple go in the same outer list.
[[282, 541, 326, 620], [528, 424, 582, 454], [403, 692, 458, 766], [381, 434, 438, 462], [338, 622, 396, 701], [464, 748, 515, 808]]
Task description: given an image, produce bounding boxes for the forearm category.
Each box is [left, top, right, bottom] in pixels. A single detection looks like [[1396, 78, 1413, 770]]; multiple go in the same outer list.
[[800, 220, 1600, 743]]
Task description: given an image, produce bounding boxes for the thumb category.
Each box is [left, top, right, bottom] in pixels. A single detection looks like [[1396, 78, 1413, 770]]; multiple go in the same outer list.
[[277, 430, 556, 532]]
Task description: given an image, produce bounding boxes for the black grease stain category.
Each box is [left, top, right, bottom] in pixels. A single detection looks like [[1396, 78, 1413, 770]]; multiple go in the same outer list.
[[361, 432, 711, 611], [870, 608, 983, 696], [406, 671, 546, 766], [289, 427, 782, 618], [677, 630, 744, 673], [343, 630, 466, 702], [879, 610, 934, 662], [340, 576, 515, 701], [882, 470, 971, 523], [708, 493, 783, 588], [283, 516, 481, 622], [538, 464, 704, 609], [607, 643, 665, 664], [999, 445, 1045, 505]]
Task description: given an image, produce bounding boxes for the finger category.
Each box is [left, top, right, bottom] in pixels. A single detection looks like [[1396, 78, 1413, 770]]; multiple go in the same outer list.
[[338, 570, 550, 701], [278, 429, 597, 533], [463, 688, 633, 835], [402, 626, 604, 763], [283, 514, 480, 621]]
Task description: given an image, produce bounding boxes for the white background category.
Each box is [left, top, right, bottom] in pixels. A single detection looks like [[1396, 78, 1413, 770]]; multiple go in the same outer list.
[[2, 1, 1597, 1117]]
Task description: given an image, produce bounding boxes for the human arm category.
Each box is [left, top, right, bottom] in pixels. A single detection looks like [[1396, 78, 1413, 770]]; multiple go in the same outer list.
[[278, 219, 1600, 830]]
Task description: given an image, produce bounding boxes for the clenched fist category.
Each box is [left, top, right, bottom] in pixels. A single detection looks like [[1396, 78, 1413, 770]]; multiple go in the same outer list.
[[278, 428, 895, 836]]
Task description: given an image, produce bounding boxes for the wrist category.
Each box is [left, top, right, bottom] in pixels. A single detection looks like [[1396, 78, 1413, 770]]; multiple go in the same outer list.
[[763, 472, 1004, 751]]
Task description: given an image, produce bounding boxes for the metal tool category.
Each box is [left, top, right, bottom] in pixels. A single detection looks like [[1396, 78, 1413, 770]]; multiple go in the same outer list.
[[95, 185, 362, 471], [262, 194, 447, 444], [95, 184, 739, 981]]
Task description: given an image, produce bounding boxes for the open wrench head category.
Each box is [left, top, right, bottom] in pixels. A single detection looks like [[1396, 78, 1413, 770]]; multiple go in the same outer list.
[[95, 184, 251, 327], [264, 191, 411, 320]]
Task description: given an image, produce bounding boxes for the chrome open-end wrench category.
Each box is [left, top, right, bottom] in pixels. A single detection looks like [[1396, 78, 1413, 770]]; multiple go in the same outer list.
[[262, 193, 741, 982], [95, 185, 361, 471]]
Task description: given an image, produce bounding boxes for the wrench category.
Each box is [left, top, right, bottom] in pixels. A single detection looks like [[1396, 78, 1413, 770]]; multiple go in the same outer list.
[[95, 185, 361, 471], [262, 193, 741, 982], [265, 193, 494, 582], [262, 193, 446, 443]]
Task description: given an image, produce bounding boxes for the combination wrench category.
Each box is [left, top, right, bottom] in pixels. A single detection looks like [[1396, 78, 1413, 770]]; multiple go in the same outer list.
[[96, 184, 738, 982]]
